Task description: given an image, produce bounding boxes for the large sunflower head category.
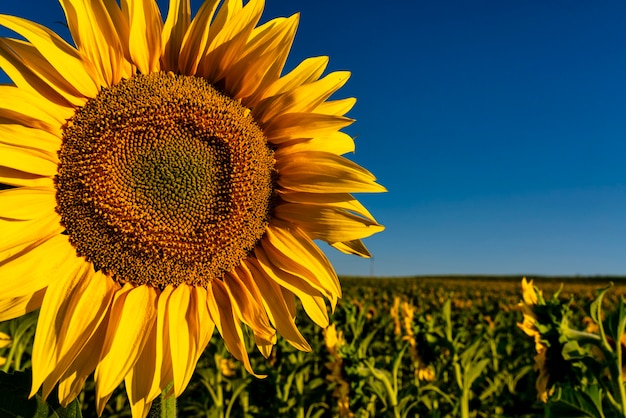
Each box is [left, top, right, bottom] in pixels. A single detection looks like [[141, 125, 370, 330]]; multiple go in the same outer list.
[[0, 0, 385, 416]]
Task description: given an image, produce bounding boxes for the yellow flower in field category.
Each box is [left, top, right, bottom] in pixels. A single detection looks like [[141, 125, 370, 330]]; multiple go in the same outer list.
[[390, 296, 402, 336], [217, 355, 238, 378], [416, 364, 435, 382], [0, 331, 10, 367], [517, 278, 552, 402], [324, 323, 345, 356], [400, 301, 416, 343], [0, 0, 384, 415], [0, 332, 9, 349], [323, 324, 353, 418], [533, 350, 551, 402], [521, 277, 540, 305]]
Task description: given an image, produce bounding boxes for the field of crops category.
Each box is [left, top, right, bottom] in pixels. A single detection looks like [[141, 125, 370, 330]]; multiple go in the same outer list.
[[2, 275, 626, 418]]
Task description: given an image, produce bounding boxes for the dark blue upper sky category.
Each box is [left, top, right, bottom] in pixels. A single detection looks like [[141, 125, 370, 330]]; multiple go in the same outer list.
[[2, 1, 625, 277]]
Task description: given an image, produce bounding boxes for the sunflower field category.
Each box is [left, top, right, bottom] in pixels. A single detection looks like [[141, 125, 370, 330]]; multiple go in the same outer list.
[[3, 275, 626, 418]]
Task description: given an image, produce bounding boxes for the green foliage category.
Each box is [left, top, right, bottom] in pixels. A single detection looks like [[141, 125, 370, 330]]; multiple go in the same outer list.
[[0, 370, 82, 418], [521, 280, 626, 417], [1, 276, 625, 417]]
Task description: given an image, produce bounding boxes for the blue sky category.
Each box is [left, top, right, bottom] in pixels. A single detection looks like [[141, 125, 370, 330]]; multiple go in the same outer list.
[[1, 1, 625, 277]]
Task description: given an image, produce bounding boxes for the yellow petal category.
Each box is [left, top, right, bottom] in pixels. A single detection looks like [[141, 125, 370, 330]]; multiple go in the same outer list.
[[168, 284, 214, 396], [0, 85, 74, 128], [95, 284, 157, 403], [245, 259, 311, 352], [0, 332, 9, 348], [277, 191, 377, 223], [177, 0, 220, 74], [521, 277, 539, 305], [0, 144, 57, 176], [257, 56, 328, 102], [229, 14, 298, 101], [161, 0, 191, 71], [274, 132, 355, 156], [113, 287, 175, 414], [0, 38, 85, 107], [276, 151, 386, 194], [262, 224, 341, 300], [0, 14, 99, 98], [0, 166, 54, 188], [56, 306, 112, 407], [59, 0, 128, 86], [243, 14, 299, 106], [0, 123, 61, 154], [224, 269, 275, 347], [88, 0, 134, 78], [298, 291, 329, 328], [126, 394, 152, 418], [0, 213, 63, 255], [0, 289, 45, 321], [125, 318, 159, 418], [273, 203, 385, 243], [315, 97, 357, 116], [198, 0, 264, 81], [264, 113, 354, 144], [154, 286, 175, 397], [0, 233, 72, 308], [254, 245, 330, 327], [230, 264, 277, 356], [0, 186, 56, 220], [224, 41, 288, 101], [207, 279, 262, 377], [254, 71, 350, 127], [331, 239, 372, 258], [166, 284, 191, 396], [32, 267, 117, 400], [0, 109, 61, 137], [281, 286, 297, 320], [124, 0, 163, 74]]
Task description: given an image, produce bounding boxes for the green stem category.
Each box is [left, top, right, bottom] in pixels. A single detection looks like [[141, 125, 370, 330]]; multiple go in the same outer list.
[[613, 341, 626, 417], [605, 384, 622, 415], [452, 353, 468, 418], [461, 387, 470, 418], [224, 381, 249, 418], [148, 385, 177, 418], [564, 329, 602, 342]]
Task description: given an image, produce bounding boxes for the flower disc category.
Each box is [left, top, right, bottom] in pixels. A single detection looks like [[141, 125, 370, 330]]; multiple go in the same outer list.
[[56, 72, 275, 287]]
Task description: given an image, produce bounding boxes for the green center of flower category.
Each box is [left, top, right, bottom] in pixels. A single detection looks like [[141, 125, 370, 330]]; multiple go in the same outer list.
[[56, 72, 274, 287]]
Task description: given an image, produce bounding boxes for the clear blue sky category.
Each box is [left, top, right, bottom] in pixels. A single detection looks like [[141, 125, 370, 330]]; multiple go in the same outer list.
[[2, 1, 626, 277]]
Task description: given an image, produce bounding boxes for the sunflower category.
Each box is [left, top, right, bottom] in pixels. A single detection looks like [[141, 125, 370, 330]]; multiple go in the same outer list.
[[517, 278, 553, 402], [0, 331, 10, 367], [0, 0, 385, 416]]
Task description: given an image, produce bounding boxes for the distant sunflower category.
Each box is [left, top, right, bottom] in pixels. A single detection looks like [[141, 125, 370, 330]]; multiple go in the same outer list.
[[517, 278, 553, 402], [0, 0, 384, 416]]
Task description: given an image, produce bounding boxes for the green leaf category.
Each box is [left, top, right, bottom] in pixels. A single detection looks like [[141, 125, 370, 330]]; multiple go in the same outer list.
[[589, 285, 614, 355], [418, 384, 456, 406], [589, 286, 612, 328], [357, 325, 381, 359], [465, 358, 490, 387], [391, 344, 408, 392], [459, 338, 486, 368], [364, 380, 388, 410], [547, 385, 605, 418], [0, 370, 83, 418], [562, 340, 590, 361], [604, 296, 626, 344], [54, 398, 82, 418], [0, 370, 52, 418], [443, 299, 452, 341]]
